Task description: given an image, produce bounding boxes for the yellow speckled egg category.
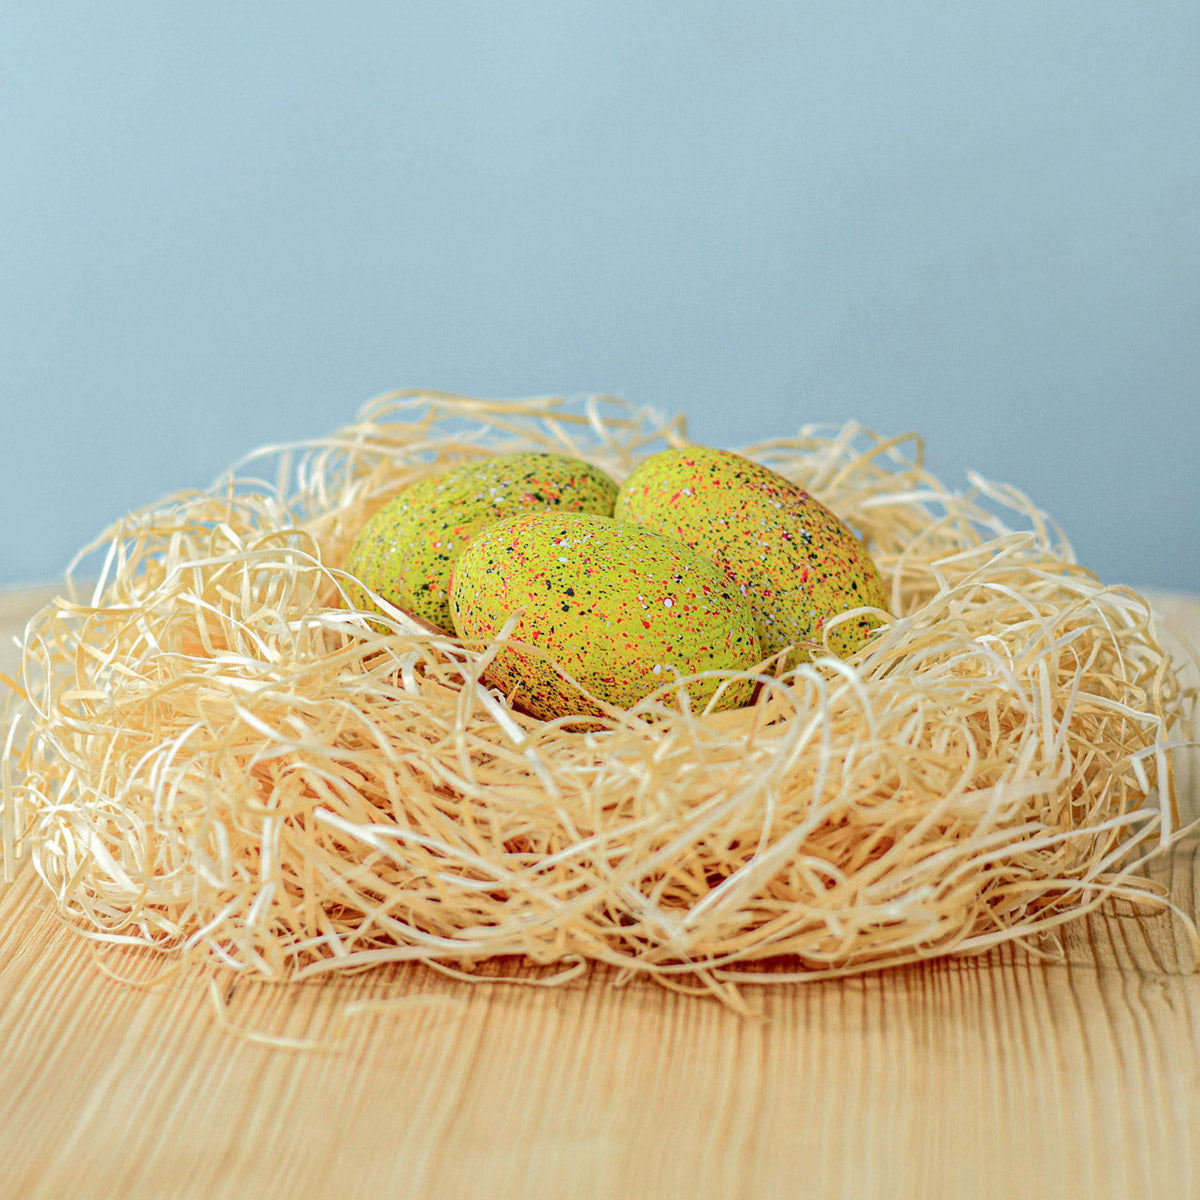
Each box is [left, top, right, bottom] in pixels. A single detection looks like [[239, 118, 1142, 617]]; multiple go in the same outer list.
[[344, 452, 618, 631], [615, 446, 888, 659], [449, 512, 762, 722]]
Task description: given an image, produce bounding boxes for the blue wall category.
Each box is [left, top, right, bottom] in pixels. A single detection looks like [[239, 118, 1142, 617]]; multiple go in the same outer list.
[[3, 2, 1198, 589]]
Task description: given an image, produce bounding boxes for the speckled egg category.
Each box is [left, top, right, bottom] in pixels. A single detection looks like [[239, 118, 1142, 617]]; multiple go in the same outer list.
[[615, 446, 888, 659], [449, 513, 762, 721], [344, 452, 618, 631]]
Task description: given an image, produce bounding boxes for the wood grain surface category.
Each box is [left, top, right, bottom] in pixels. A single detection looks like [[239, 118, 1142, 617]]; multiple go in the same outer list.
[[2, 587, 1198, 1200]]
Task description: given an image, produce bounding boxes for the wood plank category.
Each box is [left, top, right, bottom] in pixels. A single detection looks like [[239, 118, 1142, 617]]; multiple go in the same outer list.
[[2, 585, 1199, 1200], [2, 855, 1198, 1200]]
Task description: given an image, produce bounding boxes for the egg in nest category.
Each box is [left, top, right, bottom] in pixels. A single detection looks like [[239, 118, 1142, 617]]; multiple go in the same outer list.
[[615, 446, 888, 659], [449, 512, 762, 722], [344, 452, 618, 631]]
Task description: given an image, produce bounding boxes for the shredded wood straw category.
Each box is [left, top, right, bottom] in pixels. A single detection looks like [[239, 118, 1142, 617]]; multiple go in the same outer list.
[[3, 390, 1195, 1003]]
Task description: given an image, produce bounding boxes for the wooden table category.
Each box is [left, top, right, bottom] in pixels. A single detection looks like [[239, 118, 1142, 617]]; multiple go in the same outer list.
[[3, 586, 1198, 1200]]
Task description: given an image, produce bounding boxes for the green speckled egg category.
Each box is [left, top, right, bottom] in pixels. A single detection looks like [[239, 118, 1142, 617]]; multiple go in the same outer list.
[[615, 447, 888, 659], [449, 513, 762, 721], [345, 452, 618, 631]]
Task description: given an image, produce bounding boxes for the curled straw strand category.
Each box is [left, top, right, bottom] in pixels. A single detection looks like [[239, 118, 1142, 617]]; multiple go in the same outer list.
[[2, 390, 1195, 999]]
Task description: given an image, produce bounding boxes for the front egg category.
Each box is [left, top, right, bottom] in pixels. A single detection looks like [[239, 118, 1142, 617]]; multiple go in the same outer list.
[[449, 513, 762, 722]]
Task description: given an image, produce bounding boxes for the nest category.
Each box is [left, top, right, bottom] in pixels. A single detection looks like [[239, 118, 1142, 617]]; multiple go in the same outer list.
[[2, 390, 1193, 1002]]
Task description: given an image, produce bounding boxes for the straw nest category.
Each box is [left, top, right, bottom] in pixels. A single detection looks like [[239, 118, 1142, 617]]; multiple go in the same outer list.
[[2, 391, 1193, 1001]]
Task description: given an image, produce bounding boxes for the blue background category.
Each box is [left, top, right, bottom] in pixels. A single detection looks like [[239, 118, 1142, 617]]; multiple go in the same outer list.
[[3, 2, 1198, 589]]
